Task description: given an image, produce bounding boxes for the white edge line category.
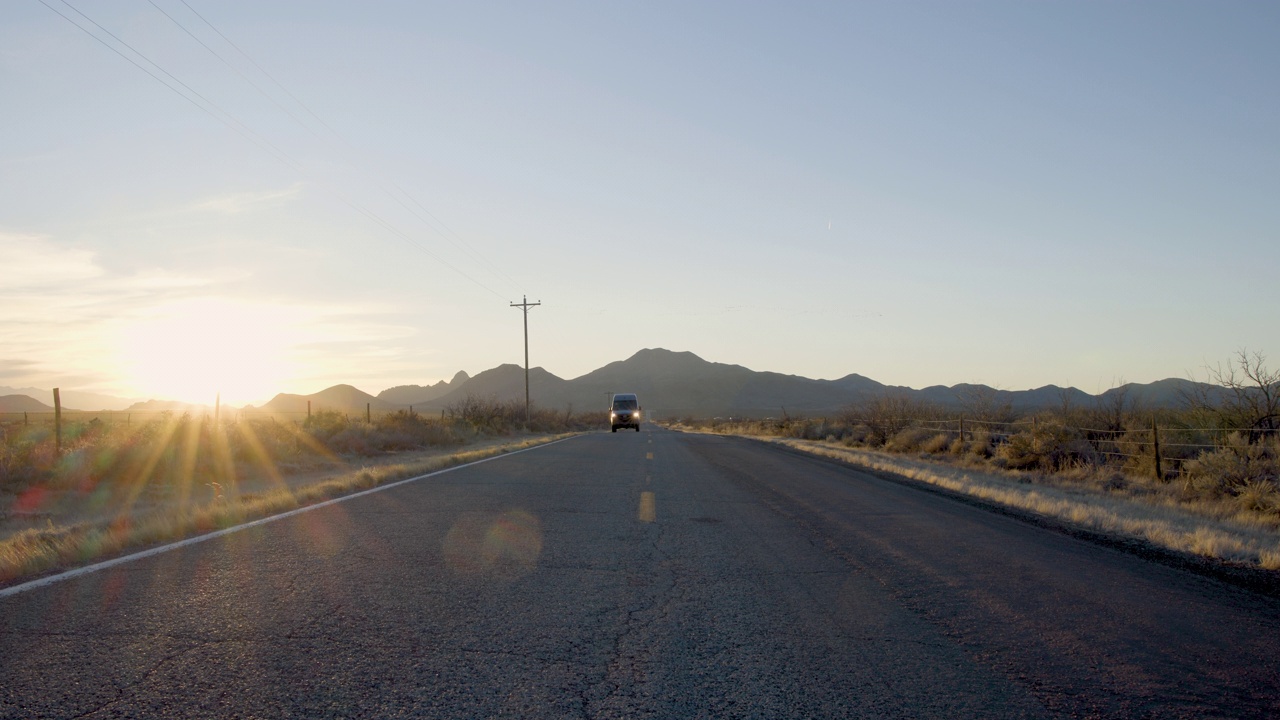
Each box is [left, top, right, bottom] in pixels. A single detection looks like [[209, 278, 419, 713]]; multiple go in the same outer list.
[[0, 436, 577, 599]]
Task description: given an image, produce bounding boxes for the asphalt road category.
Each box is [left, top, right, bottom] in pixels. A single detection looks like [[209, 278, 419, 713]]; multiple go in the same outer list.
[[2, 428, 1278, 718]]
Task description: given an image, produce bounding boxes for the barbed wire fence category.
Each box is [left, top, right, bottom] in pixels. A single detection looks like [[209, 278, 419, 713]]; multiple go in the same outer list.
[[704, 413, 1279, 481]]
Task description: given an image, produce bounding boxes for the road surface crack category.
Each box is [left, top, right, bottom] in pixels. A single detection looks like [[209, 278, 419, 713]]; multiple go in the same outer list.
[[66, 642, 202, 719], [580, 521, 675, 719]]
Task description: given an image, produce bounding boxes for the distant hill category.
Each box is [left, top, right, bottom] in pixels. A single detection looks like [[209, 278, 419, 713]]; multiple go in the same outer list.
[[257, 384, 399, 415], [377, 371, 471, 405], [426, 365, 572, 411], [0, 395, 56, 413], [556, 349, 867, 417], [122, 399, 214, 413], [913, 383, 1094, 413], [0, 386, 139, 411], [1103, 377, 1219, 409]]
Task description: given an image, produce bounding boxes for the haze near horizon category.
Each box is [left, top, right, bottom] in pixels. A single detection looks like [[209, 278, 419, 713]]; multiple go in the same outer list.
[[3, 1, 1277, 406]]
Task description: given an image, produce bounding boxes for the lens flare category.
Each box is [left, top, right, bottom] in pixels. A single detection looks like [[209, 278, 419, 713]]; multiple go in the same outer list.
[[443, 510, 543, 581]]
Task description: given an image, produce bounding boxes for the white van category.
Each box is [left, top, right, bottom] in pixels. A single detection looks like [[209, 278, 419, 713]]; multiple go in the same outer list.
[[609, 393, 642, 432]]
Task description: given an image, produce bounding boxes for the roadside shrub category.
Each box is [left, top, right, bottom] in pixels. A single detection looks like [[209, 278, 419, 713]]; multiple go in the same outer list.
[[798, 420, 855, 442], [965, 430, 995, 459], [842, 424, 873, 446], [886, 427, 937, 453], [304, 410, 351, 443], [1181, 433, 1279, 496], [843, 394, 942, 446], [921, 433, 953, 454], [998, 422, 1096, 472], [446, 394, 524, 432], [373, 411, 467, 449]]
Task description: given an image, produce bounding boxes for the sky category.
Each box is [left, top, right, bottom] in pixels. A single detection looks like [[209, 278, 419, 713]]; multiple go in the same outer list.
[[2, 1, 1278, 406]]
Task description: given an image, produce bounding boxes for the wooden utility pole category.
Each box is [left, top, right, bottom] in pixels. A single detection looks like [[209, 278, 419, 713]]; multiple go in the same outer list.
[[1152, 416, 1163, 481], [510, 295, 541, 422], [53, 388, 62, 455]]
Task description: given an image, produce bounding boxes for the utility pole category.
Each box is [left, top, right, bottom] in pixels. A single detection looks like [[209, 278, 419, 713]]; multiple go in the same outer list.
[[510, 295, 541, 422]]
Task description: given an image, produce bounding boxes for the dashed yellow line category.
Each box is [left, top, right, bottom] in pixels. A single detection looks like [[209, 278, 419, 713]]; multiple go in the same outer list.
[[646, 452, 653, 460], [638, 491, 656, 523]]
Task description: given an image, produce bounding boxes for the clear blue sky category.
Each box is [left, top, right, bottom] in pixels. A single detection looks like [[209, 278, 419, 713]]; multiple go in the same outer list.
[[3, 1, 1278, 405]]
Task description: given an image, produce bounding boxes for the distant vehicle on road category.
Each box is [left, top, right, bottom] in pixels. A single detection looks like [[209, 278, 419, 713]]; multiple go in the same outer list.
[[609, 393, 642, 432]]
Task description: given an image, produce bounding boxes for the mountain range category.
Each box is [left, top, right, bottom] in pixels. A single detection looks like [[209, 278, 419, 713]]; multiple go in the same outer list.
[[1, 349, 1214, 418], [260, 348, 1212, 418]]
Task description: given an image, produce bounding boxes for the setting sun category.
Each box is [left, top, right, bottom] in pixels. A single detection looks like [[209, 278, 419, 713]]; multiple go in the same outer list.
[[114, 297, 304, 406]]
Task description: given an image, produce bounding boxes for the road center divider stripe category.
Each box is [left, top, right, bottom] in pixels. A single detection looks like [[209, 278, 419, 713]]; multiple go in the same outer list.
[[638, 491, 656, 523], [0, 436, 579, 599]]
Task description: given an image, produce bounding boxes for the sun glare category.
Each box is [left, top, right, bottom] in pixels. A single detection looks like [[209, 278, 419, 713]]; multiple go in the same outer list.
[[115, 297, 304, 406]]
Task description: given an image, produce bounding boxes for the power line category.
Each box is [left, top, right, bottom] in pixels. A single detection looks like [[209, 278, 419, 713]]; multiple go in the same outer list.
[[37, 0, 291, 169], [39, 0, 508, 300], [141, 0, 518, 296], [144, 0, 323, 146], [170, 0, 524, 294], [177, 0, 346, 145]]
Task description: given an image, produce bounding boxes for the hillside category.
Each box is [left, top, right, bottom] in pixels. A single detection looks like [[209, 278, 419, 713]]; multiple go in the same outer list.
[[0, 386, 138, 411], [0, 395, 57, 413], [257, 384, 399, 415], [122, 399, 216, 413], [425, 365, 572, 411], [558, 349, 853, 417], [377, 371, 471, 405]]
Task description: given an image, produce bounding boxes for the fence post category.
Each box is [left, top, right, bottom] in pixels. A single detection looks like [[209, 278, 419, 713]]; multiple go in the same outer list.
[[307, 400, 311, 419], [53, 388, 62, 455], [1152, 416, 1163, 481], [366, 403, 371, 423], [24, 411, 28, 426], [1032, 416, 1038, 454], [215, 392, 220, 424], [959, 416, 965, 442]]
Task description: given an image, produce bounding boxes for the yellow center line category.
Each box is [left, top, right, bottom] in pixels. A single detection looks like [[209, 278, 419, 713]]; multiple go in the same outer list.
[[646, 452, 653, 460], [638, 491, 656, 523]]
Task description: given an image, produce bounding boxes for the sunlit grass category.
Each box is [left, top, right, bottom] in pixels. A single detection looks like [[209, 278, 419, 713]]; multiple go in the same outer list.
[[783, 438, 1280, 568]]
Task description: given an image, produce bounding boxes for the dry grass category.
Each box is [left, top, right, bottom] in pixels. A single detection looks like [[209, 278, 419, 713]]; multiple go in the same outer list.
[[0, 434, 574, 586], [696, 430, 1280, 571]]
